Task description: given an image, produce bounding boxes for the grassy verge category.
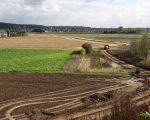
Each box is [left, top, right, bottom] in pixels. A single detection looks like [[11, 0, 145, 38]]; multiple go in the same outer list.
[[90, 58, 129, 77], [0, 49, 71, 72]]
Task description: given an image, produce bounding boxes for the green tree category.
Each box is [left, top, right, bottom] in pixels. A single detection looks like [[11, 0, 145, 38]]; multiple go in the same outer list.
[[118, 26, 124, 33]]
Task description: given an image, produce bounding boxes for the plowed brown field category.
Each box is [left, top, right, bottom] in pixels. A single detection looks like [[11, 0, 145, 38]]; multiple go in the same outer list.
[[0, 34, 109, 50], [0, 73, 122, 119]]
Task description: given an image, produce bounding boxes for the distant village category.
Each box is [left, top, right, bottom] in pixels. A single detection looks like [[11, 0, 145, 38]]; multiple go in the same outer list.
[[0, 29, 27, 38]]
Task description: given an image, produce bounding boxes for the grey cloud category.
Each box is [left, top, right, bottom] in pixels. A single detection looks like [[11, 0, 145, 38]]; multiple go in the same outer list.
[[0, 0, 150, 27]]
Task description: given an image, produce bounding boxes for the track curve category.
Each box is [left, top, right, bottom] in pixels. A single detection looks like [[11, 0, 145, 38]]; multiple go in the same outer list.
[[1, 81, 129, 120]]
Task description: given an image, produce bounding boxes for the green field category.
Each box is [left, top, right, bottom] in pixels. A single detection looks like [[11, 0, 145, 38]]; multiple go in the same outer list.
[[60, 33, 150, 40], [0, 49, 71, 72]]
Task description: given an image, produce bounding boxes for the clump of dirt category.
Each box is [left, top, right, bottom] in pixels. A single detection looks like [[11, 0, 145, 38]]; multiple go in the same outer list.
[[81, 91, 114, 107]]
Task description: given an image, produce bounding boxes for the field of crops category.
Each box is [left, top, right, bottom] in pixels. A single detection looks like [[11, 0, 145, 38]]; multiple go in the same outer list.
[[0, 49, 71, 72]]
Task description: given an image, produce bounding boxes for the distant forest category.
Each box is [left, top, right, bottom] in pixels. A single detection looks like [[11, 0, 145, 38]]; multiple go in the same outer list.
[[0, 22, 150, 34]]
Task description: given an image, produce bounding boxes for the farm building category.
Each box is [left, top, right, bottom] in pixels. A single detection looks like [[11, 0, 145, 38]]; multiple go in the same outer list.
[[0, 30, 7, 37]]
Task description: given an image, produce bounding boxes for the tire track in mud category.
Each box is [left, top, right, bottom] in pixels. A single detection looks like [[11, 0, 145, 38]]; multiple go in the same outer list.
[[3, 83, 121, 110], [71, 90, 150, 120], [0, 85, 87, 105], [0, 83, 102, 106], [5, 100, 79, 120], [0, 79, 110, 105], [1, 82, 129, 120], [66, 50, 150, 120]]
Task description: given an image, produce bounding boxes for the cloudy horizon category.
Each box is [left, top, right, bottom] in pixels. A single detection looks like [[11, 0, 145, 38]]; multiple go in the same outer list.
[[0, 0, 149, 28]]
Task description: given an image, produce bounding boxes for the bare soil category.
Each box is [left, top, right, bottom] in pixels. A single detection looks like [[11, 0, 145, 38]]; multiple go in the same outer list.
[[0, 73, 117, 102], [0, 72, 123, 119], [0, 34, 111, 50]]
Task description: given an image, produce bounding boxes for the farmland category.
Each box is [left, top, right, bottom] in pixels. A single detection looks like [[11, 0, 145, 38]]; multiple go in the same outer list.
[[0, 73, 117, 102], [60, 33, 150, 41], [0, 34, 126, 73], [0, 33, 149, 120], [0, 33, 121, 73], [0, 73, 123, 118], [1, 0, 150, 119], [0, 49, 70, 72], [0, 34, 117, 50]]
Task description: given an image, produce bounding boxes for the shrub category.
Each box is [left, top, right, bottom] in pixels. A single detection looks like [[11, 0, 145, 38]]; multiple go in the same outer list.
[[137, 112, 149, 120], [32, 29, 45, 33], [82, 43, 93, 54], [80, 48, 86, 58]]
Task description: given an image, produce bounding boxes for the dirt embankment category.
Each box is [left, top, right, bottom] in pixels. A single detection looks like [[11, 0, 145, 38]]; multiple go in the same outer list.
[[110, 50, 150, 71]]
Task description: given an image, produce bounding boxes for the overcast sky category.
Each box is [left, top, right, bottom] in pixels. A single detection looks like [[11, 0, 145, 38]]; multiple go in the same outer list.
[[0, 0, 149, 27]]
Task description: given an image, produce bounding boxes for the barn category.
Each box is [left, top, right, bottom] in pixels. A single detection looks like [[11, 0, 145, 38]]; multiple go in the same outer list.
[[0, 30, 7, 37]]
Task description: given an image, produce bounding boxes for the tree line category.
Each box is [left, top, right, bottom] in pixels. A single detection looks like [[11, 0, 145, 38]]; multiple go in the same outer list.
[[48, 26, 145, 34], [0, 22, 150, 34], [130, 33, 150, 61]]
